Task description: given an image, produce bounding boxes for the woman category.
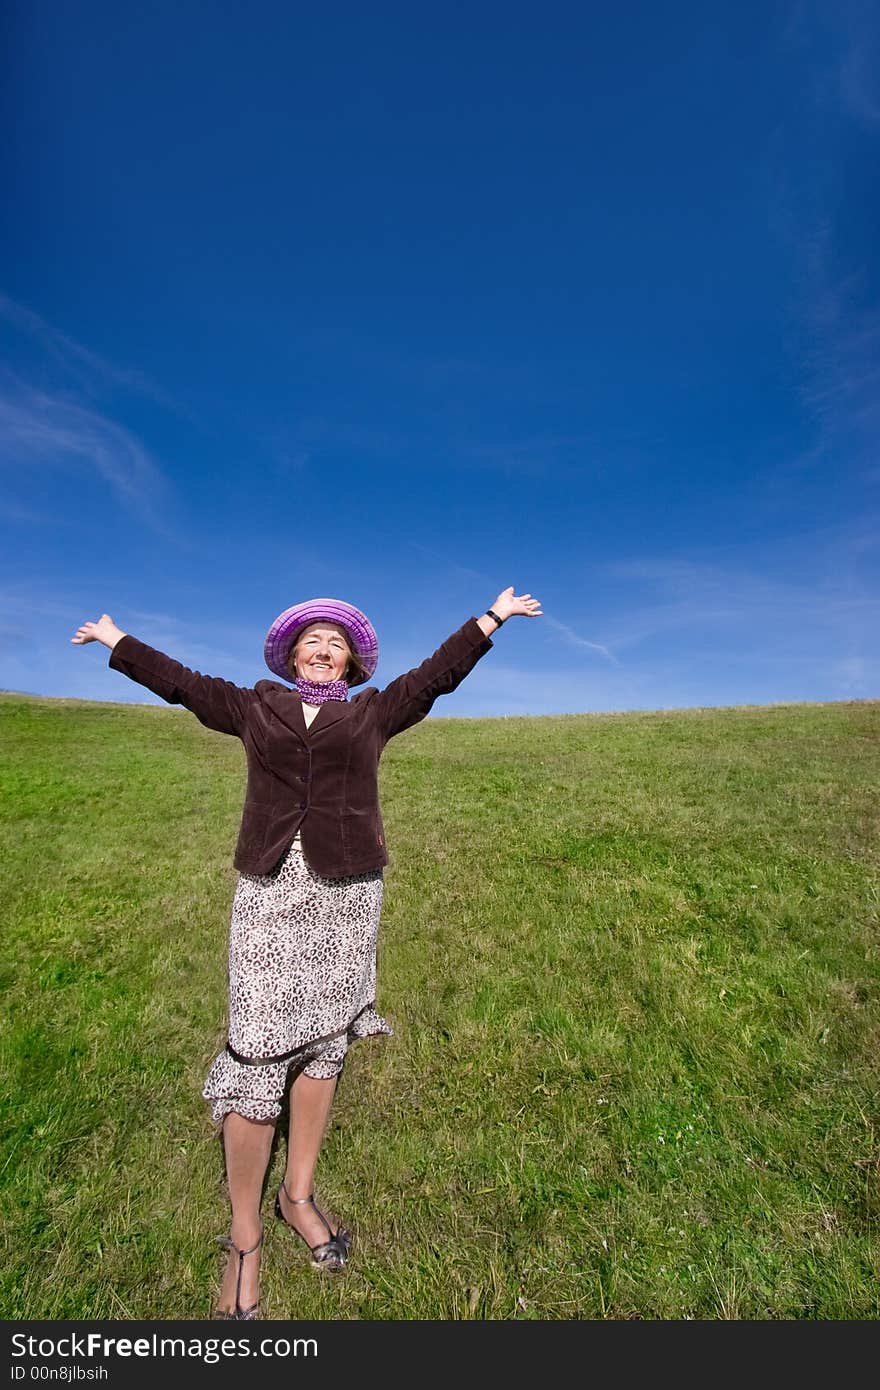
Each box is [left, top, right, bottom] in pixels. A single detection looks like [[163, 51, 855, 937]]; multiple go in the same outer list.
[[71, 586, 542, 1318]]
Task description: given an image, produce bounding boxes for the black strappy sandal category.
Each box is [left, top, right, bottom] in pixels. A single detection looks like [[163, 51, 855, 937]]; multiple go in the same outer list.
[[213, 1227, 263, 1320], [275, 1181, 352, 1273]]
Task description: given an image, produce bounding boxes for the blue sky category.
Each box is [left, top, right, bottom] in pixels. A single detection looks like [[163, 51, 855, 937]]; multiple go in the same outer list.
[[1, 1, 877, 717]]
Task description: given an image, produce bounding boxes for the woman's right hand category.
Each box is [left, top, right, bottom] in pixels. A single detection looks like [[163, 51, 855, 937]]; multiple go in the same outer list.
[[71, 614, 127, 650]]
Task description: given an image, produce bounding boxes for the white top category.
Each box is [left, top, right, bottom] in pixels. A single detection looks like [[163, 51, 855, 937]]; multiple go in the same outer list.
[[301, 701, 321, 729]]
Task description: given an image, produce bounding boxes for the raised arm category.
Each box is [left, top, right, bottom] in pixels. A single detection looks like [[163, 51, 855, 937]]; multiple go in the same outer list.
[[373, 587, 542, 740], [71, 613, 253, 738]]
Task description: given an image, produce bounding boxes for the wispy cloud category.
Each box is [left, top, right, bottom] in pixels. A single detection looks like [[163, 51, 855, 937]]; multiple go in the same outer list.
[[123, 606, 262, 655], [0, 375, 176, 534], [0, 498, 60, 526], [406, 545, 617, 662], [0, 585, 263, 692], [604, 554, 880, 669], [836, 0, 880, 126], [0, 292, 188, 537], [542, 614, 618, 663], [796, 246, 880, 448], [769, 5, 880, 469], [782, 0, 880, 129], [0, 292, 179, 409], [462, 432, 595, 477], [407, 541, 495, 588]]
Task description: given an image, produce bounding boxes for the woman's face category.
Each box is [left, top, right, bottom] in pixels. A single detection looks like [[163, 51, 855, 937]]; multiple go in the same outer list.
[[293, 622, 351, 683]]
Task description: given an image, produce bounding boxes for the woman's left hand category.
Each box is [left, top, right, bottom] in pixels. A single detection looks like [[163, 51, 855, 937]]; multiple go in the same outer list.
[[488, 586, 543, 621]]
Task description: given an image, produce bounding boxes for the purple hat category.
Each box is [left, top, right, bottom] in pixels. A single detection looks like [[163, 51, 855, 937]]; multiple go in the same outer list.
[[264, 598, 379, 685]]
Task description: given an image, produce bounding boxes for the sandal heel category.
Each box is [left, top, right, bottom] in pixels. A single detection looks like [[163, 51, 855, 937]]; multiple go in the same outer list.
[[275, 1182, 351, 1273]]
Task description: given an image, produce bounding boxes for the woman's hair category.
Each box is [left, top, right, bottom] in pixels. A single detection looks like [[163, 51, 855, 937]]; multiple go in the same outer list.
[[286, 629, 370, 687]]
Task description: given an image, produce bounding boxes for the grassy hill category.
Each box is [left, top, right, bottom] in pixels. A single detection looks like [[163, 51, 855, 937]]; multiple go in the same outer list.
[[1, 691, 878, 1319]]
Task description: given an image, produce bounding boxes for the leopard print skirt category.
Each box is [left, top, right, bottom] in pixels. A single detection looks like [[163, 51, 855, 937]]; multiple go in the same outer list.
[[202, 841, 391, 1127]]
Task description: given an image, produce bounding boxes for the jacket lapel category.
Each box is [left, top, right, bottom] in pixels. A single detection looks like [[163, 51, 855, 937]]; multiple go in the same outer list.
[[263, 688, 309, 746], [263, 687, 353, 743], [309, 699, 352, 735]]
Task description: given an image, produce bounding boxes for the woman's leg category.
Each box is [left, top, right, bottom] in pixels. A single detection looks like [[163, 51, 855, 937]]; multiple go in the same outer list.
[[277, 1072, 342, 1247], [215, 1112, 275, 1315]]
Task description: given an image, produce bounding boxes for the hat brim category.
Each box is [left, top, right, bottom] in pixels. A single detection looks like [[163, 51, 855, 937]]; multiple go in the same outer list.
[[264, 598, 379, 684]]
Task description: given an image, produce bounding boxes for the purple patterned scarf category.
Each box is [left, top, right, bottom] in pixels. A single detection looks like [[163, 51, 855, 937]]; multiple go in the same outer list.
[[294, 676, 348, 704]]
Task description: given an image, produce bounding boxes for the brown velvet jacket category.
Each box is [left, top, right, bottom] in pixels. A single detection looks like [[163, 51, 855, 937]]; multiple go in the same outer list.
[[108, 618, 493, 877]]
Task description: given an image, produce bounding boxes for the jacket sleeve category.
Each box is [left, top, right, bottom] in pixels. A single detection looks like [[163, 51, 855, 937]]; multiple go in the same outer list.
[[108, 635, 254, 738], [372, 618, 493, 740]]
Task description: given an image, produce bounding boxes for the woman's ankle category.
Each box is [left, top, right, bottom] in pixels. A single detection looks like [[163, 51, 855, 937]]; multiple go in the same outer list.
[[281, 1175, 316, 1202], [228, 1216, 263, 1248]]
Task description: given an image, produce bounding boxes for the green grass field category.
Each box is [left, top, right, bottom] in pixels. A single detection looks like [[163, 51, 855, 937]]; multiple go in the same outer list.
[[1, 691, 878, 1320]]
